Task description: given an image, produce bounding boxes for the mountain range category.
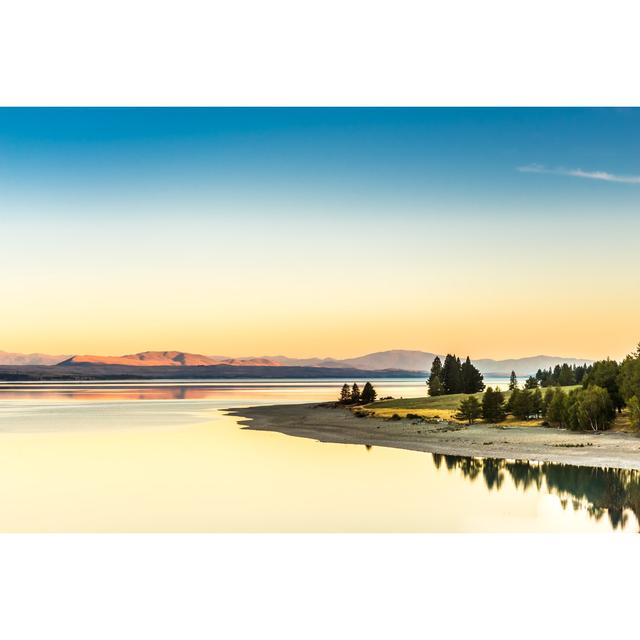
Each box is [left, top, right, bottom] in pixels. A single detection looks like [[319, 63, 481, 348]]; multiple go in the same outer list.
[[60, 351, 281, 367], [266, 351, 592, 375], [0, 350, 71, 366], [0, 349, 592, 376]]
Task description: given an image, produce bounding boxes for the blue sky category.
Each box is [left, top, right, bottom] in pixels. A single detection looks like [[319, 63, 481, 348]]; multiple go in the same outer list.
[[1, 107, 639, 217], [1, 108, 639, 359]]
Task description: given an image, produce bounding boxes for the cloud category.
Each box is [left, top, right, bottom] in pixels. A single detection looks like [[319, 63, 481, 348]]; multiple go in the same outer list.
[[517, 164, 640, 184]]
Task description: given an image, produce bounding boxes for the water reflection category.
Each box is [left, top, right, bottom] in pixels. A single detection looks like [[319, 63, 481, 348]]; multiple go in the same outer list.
[[0, 379, 429, 404], [435, 454, 640, 531]]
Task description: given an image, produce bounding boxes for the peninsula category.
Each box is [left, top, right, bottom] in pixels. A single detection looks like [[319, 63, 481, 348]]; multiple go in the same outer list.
[[227, 402, 640, 470]]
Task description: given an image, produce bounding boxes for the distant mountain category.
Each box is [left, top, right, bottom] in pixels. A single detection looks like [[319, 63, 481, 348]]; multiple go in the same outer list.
[[59, 351, 281, 367], [264, 355, 344, 367], [340, 350, 437, 371], [268, 350, 592, 375], [474, 355, 593, 377], [264, 350, 435, 370], [0, 350, 69, 366], [4, 348, 592, 376], [218, 357, 281, 366]]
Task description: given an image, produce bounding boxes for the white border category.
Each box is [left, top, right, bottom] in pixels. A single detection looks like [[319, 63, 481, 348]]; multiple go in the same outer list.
[[0, 534, 638, 639], [1, 0, 639, 105]]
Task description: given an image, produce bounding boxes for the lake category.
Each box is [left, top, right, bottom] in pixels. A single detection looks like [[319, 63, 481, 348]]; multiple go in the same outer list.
[[0, 379, 637, 532]]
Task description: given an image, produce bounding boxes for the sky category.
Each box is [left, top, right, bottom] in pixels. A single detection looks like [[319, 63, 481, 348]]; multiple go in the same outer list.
[[1, 107, 639, 360]]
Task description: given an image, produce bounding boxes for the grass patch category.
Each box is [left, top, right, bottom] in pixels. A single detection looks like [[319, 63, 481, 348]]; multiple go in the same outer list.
[[364, 385, 582, 424]]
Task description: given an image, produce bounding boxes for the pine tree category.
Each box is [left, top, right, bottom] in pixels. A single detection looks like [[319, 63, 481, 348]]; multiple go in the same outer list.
[[482, 386, 506, 423], [427, 356, 444, 396], [507, 387, 520, 413], [524, 376, 538, 389], [546, 388, 568, 427], [428, 376, 444, 397], [339, 383, 351, 403], [509, 370, 518, 391], [542, 387, 555, 417], [361, 382, 377, 404], [494, 388, 506, 418], [460, 356, 485, 393], [511, 389, 533, 420], [531, 388, 543, 418], [558, 363, 576, 386], [351, 383, 361, 404], [454, 396, 482, 424], [442, 354, 462, 394]]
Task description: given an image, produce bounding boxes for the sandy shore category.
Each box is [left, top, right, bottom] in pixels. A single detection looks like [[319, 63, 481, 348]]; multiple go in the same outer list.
[[226, 402, 640, 470]]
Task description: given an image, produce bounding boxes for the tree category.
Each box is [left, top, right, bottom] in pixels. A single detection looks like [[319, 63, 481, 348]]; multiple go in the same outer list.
[[454, 396, 482, 424], [427, 356, 444, 396], [546, 388, 568, 427], [531, 388, 543, 418], [558, 363, 576, 386], [428, 376, 444, 397], [461, 356, 485, 393], [441, 354, 462, 394], [566, 385, 614, 432], [482, 386, 506, 423], [361, 382, 377, 404], [574, 364, 591, 384], [618, 346, 640, 405], [339, 383, 351, 403], [538, 368, 553, 387], [524, 376, 538, 389], [509, 370, 518, 391], [583, 359, 623, 412], [542, 387, 555, 416], [511, 389, 533, 420], [351, 383, 361, 404], [628, 395, 640, 429]]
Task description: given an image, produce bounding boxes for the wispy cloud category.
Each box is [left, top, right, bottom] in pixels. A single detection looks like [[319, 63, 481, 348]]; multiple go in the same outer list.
[[517, 164, 640, 184]]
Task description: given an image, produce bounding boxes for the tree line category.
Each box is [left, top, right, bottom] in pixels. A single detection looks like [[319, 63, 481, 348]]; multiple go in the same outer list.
[[454, 342, 640, 432], [427, 354, 485, 396], [534, 363, 592, 387], [455, 384, 614, 431], [338, 382, 377, 405]]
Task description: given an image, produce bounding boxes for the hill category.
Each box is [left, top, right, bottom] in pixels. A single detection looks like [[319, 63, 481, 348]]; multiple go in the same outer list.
[[0, 350, 69, 366], [59, 351, 281, 367], [473, 355, 592, 376], [3, 348, 593, 375], [268, 350, 591, 375]]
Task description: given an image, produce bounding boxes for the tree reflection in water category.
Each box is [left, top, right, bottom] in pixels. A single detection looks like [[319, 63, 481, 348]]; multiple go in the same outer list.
[[432, 453, 640, 531]]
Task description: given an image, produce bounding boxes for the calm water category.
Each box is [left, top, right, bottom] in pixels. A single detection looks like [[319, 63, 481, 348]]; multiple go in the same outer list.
[[0, 379, 637, 532]]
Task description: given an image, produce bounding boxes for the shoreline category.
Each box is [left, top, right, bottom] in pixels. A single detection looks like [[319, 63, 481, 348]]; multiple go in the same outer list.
[[226, 402, 640, 470]]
